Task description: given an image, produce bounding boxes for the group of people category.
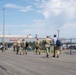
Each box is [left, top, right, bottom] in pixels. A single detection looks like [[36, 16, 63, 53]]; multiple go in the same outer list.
[[13, 34, 61, 58], [0, 34, 61, 58], [35, 34, 61, 58], [13, 39, 28, 55]]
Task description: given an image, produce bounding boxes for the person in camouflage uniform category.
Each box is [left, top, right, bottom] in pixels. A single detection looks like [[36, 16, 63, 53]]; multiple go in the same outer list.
[[2, 42, 6, 52], [16, 40, 21, 54], [45, 36, 52, 57], [13, 42, 17, 52], [21, 39, 28, 54], [35, 38, 41, 55]]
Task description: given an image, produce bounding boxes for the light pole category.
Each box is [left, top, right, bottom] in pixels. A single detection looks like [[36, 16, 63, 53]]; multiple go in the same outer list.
[[57, 30, 60, 38], [35, 34, 37, 38], [2, 8, 5, 42]]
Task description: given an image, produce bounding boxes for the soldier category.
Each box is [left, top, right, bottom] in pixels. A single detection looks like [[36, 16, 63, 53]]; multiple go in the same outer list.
[[0, 43, 3, 52], [21, 39, 28, 54], [35, 38, 41, 55], [45, 36, 52, 57], [16, 40, 21, 54], [2, 42, 6, 52], [13, 42, 17, 52]]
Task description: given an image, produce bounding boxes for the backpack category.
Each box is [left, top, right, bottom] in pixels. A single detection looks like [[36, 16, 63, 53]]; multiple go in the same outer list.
[[56, 39, 61, 46], [26, 42, 28, 47], [17, 41, 21, 47]]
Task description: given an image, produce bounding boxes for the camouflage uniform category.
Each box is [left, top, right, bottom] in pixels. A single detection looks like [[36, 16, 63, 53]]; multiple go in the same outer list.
[[45, 36, 52, 57], [2, 42, 6, 52], [13, 42, 17, 52], [21, 39, 27, 54], [16, 40, 21, 54], [35, 38, 41, 55]]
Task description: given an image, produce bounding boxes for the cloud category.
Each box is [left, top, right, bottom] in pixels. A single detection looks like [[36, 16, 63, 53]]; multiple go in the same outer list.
[[4, 3, 33, 12], [36, 0, 76, 19], [21, 19, 59, 37], [3, 0, 76, 38], [18, 20, 46, 37], [4, 22, 76, 38], [62, 0, 76, 18], [5, 4, 19, 8], [60, 23, 76, 38]]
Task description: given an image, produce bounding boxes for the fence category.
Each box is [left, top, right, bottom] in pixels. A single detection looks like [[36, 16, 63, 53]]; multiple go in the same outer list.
[[61, 38, 76, 55], [0, 37, 76, 55]]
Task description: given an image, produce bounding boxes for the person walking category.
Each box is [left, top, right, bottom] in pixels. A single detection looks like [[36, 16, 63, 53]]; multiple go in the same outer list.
[[45, 36, 52, 57], [0, 43, 3, 52], [35, 38, 41, 55], [21, 39, 28, 55], [2, 42, 6, 52], [16, 40, 21, 54], [13, 42, 17, 52], [53, 34, 61, 58]]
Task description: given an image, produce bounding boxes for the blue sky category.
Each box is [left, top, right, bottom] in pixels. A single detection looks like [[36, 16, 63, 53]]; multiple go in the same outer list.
[[0, 0, 76, 38]]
